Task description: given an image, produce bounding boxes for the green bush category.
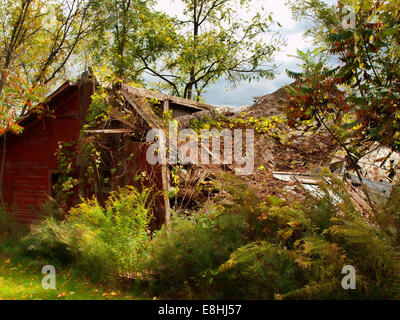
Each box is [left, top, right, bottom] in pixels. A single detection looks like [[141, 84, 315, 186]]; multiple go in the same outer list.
[[142, 172, 400, 299], [20, 217, 76, 264], [226, 172, 400, 299], [142, 212, 247, 298], [374, 185, 400, 245], [21, 186, 153, 284], [215, 241, 308, 299]]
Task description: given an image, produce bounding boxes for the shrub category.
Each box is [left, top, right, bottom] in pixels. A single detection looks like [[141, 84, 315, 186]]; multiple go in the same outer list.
[[374, 185, 400, 246], [142, 211, 247, 298], [143, 172, 400, 299], [21, 186, 153, 284], [20, 217, 80, 263], [215, 241, 308, 299]]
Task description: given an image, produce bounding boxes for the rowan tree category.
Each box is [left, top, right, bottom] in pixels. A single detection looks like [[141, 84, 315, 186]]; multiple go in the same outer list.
[[284, 0, 400, 152]]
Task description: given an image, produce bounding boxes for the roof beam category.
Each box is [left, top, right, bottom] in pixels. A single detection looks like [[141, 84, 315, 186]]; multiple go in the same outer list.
[[121, 84, 215, 111]]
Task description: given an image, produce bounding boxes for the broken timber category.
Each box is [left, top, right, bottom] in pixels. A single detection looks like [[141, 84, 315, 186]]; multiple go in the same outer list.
[[85, 129, 134, 134], [177, 109, 217, 130], [162, 99, 171, 229], [120, 84, 215, 111]]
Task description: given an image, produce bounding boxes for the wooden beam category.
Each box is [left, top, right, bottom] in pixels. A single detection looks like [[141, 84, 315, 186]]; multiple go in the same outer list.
[[121, 84, 215, 111], [162, 99, 171, 229], [79, 71, 90, 127], [78, 71, 91, 198], [163, 99, 170, 113], [161, 163, 171, 230], [84, 129, 134, 134], [108, 108, 137, 129], [120, 86, 167, 132]]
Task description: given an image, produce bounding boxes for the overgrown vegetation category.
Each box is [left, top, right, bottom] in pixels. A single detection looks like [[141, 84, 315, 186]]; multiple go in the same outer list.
[[140, 172, 400, 299], [19, 186, 153, 284], [285, 0, 400, 157], [2, 171, 400, 299], [142, 210, 247, 298]]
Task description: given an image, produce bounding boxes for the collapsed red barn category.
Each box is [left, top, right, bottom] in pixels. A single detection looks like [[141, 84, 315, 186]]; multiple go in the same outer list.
[[0, 71, 215, 225]]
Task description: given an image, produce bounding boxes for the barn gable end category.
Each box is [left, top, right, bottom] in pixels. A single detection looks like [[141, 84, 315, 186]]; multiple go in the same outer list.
[[0, 74, 93, 224]]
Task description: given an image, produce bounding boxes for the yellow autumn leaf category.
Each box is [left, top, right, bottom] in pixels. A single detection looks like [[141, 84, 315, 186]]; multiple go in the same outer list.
[[279, 229, 293, 240], [287, 221, 301, 228]]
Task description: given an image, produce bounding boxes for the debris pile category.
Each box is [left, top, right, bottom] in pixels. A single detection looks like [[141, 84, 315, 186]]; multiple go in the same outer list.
[[241, 126, 339, 199], [272, 129, 337, 172], [235, 86, 288, 118], [330, 142, 400, 184], [178, 85, 400, 212]]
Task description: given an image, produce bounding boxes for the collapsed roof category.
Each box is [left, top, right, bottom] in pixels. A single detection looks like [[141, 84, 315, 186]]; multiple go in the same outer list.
[[235, 86, 290, 118]]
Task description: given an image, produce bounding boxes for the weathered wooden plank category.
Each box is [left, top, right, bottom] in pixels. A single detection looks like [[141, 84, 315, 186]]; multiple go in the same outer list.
[[79, 71, 91, 127], [162, 99, 171, 229], [85, 129, 134, 134], [176, 109, 217, 129], [108, 108, 138, 129], [121, 84, 215, 111], [120, 87, 167, 131]]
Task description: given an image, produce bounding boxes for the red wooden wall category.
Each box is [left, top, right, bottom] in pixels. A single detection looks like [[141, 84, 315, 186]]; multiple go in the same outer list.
[[0, 83, 82, 224]]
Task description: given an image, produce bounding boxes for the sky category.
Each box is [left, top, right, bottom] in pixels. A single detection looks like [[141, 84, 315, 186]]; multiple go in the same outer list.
[[154, 0, 316, 108]]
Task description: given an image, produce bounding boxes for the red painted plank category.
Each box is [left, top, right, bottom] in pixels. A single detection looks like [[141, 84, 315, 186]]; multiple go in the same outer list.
[[0, 84, 84, 224]]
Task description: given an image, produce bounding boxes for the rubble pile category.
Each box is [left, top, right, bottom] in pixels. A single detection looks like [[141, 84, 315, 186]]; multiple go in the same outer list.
[[235, 86, 288, 118], [171, 85, 400, 213]]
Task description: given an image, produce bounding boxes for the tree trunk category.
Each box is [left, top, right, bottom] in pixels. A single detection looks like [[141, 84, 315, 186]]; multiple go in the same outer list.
[[185, 0, 199, 100]]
